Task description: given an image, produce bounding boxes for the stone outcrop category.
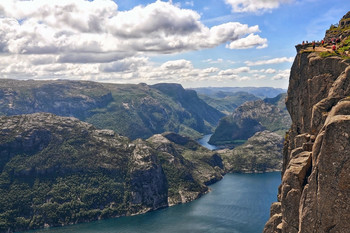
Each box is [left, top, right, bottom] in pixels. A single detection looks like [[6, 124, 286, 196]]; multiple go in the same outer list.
[[264, 34, 350, 232], [147, 132, 224, 205], [324, 11, 350, 42]]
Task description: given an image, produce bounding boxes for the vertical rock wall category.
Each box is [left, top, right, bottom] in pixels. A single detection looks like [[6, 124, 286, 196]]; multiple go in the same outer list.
[[264, 51, 350, 233]]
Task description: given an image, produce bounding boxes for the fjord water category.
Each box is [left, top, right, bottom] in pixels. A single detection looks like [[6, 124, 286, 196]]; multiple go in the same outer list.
[[30, 135, 281, 233], [197, 134, 218, 150], [31, 173, 280, 233]]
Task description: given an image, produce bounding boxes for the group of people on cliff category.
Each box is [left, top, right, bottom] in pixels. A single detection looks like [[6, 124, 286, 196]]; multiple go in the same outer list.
[[300, 36, 342, 52]]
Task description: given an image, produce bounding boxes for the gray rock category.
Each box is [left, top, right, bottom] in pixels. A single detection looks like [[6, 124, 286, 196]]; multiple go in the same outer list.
[[264, 15, 350, 232]]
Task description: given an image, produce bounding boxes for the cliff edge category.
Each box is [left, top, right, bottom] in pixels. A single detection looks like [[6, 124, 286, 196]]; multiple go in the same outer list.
[[264, 13, 350, 233]]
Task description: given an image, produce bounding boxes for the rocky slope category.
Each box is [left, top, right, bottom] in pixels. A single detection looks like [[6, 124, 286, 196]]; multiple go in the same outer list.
[[147, 132, 224, 205], [264, 31, 350, 232], [0, 113, 223, 232], [0, 80, 223, 140], [219, 130, 283, 173], [209, 94, 291, 146]]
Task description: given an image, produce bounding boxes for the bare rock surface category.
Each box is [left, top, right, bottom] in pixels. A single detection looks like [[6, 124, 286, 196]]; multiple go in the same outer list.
[[264, 13, 350, 232]]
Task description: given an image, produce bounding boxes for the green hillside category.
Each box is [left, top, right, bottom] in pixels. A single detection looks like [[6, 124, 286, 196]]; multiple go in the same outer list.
[[0, 113, 224, 232], [0, 80, 224, 140], [209, 94, 291, 146]]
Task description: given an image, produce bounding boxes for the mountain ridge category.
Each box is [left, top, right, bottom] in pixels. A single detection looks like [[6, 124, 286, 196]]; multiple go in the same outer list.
[[0, 79, 224, 140]]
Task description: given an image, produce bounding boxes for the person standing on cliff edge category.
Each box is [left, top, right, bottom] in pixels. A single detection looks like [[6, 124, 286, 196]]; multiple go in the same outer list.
[[312, 41, 315, 50]]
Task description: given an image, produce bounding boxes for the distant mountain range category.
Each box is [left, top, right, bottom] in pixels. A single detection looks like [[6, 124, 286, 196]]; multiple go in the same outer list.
[[0, 80, 224, 140], [191, 87, 286, 99], [196, 91, 260, 115]]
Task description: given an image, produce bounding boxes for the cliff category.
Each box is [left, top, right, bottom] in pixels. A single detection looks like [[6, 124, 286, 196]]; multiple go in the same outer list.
[[264, 43, 350, 231], [0, 113, 223, 232]]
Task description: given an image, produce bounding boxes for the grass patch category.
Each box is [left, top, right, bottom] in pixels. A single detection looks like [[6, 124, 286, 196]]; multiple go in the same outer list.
[[319, 51, 337, 58]]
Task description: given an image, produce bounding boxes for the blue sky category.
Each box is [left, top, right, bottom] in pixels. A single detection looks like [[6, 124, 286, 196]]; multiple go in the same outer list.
[[0, 0, 349, 88]]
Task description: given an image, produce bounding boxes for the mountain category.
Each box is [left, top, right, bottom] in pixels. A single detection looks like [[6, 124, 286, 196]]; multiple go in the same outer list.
[[208, 93, 291, 146], [197, 91, 260, 115], [0, 79, 112, 119], [151, 83, 224, 130], [0, 80, 224, 140], [191, 87, 286, 99], [147, 132, 224, 205], [219, 130, 283, 173], [0, 113, 224, 232], [264, 13, 350, 233]]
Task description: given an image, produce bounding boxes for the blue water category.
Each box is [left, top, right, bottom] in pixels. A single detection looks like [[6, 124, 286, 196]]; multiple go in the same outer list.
[[28, 135, 281, 233], [197, 134, 218, 150], [29, 173, 280, 233]]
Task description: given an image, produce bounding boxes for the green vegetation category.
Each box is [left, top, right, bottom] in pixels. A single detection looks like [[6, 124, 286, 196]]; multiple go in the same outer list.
[[0, 80, 223, 140], [209, 94, 290, 146], [319, 51, 337, 58], [219, 131, 283, 173], [0, 114, 225, 232], [0, 115, 133, 232], [338, 37, 350, 53]]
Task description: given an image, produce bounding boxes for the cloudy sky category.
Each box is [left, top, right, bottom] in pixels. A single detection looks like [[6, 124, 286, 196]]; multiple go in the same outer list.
[[0, 0, 349, 88]]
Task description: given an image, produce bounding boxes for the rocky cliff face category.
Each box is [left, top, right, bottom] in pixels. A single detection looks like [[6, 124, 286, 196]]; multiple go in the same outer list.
[[0, 113, 223, 232], [264, 50, 350, 232], [147, 132, 224, 205]]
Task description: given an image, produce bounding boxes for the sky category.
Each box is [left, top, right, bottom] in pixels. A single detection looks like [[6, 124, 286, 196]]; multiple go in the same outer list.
[[0, 0, 349, 88]]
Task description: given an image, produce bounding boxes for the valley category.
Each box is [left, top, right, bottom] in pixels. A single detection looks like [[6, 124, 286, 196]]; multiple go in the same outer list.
[[0, 79, 288, 232]]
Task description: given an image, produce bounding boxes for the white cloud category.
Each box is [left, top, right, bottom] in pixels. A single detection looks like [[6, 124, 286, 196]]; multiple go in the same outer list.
[[264, 68, 277, 74], [239, 76, 251, 81], [245, 57, 294, 66], [226, 34, 268, 49], [161, 59, 193, 70], [202, 67, 220, 73], [100, 57, 148, 72], [0, 0, 264, 57], [253, 74, 267, 80], [272, 69, 291, 80], [202, 58, 224, 64], [225, 0, 292, 13], [0, 0, 286, 89], [0, 0, 269, 80], [218, 67, 250, 75]]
